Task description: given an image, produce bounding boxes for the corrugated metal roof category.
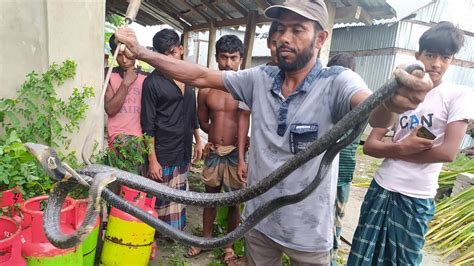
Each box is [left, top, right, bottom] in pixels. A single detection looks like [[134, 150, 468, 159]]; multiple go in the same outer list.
[[335, 0, 474, 34], [331, 24, 398, 51], [395, 21, 474, 62], [343, 53, 474, 93], [334, 17, 397, 28], [332, 20, 473, 62], [332, 0, 397, 24], [414, 0, 474, 33], [353, 55, 396, 91], [331, 20, 474, 90], [354, 0, 396, 12], [107, 0, 266, 31], [442, 64, 474, 88], [106, 0, 397, 31]]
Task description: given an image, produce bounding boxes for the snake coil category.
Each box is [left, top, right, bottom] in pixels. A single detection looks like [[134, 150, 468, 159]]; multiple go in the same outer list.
[[27, 62, 424, 249]]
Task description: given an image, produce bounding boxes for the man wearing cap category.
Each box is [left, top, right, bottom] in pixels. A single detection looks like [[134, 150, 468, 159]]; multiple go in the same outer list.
[[114, 0, 433, 264]]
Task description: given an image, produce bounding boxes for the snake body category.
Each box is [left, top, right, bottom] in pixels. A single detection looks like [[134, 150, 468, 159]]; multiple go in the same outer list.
[[42, 172, 116, 249], [25, 63, 424, 249]]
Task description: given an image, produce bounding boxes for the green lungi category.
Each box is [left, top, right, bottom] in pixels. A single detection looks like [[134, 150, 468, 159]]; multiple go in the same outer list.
[[348, 180, 435, 265]]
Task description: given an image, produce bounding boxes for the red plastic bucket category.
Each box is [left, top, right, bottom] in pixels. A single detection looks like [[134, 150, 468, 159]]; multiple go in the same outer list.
[[0, 216, 26, 266], [20, 195, 83, 265]]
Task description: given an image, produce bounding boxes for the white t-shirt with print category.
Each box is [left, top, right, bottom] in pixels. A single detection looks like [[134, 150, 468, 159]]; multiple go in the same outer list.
[[375, 81, 474, 198]]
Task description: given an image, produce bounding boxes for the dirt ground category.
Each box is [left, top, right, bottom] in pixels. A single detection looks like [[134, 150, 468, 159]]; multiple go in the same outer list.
[[149, 148, 448, 266]]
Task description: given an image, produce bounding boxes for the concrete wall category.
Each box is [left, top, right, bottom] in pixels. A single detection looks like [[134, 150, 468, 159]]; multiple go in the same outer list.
[[1, 0, 49, 99], [0, 0, 105, 160]]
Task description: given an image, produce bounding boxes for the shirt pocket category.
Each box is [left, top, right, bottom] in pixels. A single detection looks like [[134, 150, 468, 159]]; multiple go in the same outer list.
[[289, 123, 319, 154]]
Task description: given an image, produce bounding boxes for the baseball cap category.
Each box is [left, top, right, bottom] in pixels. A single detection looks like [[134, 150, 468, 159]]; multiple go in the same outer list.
[[264, 0, 329, 30]]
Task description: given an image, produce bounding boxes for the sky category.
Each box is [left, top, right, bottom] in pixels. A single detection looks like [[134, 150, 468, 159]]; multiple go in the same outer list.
[[129, 24, 168, 48]]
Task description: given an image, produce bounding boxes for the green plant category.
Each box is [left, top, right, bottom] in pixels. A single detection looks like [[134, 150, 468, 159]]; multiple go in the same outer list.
[[105, 14, 124, 46], [0, 60, 94, 199], [282, 253, 290, 265], [438, 154, 474, 190], [0, 60, 94, 150], [104, 14, 124, 67], [355, 145, 364, 156], [426, 186, 473, 265], [94, 135, 152, 175], [167, 243, 188, 266], [212, 205, 246, 258], [0, 131, 52, 198]]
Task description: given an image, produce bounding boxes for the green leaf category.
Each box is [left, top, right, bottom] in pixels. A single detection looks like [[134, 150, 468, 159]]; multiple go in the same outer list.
[[0, 59, 92, 199], [106, 14, 124, 27]]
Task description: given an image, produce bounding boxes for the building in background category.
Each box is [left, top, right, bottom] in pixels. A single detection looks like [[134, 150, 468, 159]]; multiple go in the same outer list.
[[330, 0, 473, 90], [330, 0, 474, 147]]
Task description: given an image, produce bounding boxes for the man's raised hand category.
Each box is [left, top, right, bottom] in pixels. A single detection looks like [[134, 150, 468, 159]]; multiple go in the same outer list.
[[384, 62, 433, 114], [115, 27, 141, 60], [123, 67, 138, 87]]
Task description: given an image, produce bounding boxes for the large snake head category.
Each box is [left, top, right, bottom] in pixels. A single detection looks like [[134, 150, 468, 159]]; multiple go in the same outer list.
[[24, 143, 65, 181]]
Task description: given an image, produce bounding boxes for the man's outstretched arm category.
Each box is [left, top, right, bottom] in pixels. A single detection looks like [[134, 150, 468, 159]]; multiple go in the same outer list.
[[115, 28, 226, 91]]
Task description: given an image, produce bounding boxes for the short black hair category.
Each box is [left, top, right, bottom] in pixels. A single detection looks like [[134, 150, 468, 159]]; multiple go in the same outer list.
[[153, 29, 181, 54], [268, 20, 278, 40], [215, 35, 244, 58], [109, 34, 117, 53], [327, 53, 355, 71], [419, 21, 464, 56]]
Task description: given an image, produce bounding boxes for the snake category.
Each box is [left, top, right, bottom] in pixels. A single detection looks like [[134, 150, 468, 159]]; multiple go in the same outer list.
[[25, 62, 424, 249], [42, 172, 116, 249]]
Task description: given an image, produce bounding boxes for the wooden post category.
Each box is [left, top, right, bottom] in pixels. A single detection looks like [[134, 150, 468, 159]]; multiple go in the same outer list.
[[242, 11, 257, 69], [320, 0, 336, 65], [182, 30, 189, 58], [207, 20, 216, 68]]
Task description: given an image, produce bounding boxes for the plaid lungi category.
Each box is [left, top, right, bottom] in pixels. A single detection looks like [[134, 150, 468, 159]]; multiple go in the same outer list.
[[155, 162, 189, 230], [348, 180, 435, 266]]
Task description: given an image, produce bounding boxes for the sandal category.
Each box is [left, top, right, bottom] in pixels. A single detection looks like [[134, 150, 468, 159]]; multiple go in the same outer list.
[[223, 248, 238, 266], [184, 246, 209, 258], [149, 241, 157, 261]]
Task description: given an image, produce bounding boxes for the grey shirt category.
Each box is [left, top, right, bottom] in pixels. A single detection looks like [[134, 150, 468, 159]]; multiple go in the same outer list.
[[222, 61, 368, 252]]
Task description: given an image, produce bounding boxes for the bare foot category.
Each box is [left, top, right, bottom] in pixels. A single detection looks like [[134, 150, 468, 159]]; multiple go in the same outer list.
[[184, 246, 208, 258], [223, 247, 238, 266]]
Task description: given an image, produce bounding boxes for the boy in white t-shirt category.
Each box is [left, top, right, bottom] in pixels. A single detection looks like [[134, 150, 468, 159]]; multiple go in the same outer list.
[[348, 21, 474, 265]]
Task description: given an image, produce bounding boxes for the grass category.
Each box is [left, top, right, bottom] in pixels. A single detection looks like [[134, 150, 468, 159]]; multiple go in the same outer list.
[[188, 163, 205, 193], [355, 145, 364, 156], [167, 244, 188, 266], [352, 176, 373, 187], [352, 145, 382, 187]]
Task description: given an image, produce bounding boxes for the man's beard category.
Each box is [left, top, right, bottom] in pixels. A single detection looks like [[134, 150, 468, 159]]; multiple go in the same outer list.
[[277, 39, 316, 72]]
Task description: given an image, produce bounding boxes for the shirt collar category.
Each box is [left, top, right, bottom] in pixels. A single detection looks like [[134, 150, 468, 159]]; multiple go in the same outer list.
[[270, 59, 323, 96]]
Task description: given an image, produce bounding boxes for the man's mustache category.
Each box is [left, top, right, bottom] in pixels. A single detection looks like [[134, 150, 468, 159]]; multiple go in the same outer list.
[[276, 45, 297, 54]]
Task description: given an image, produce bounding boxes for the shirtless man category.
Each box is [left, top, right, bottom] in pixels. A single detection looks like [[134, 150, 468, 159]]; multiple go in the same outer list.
[[186, 35, 244, 265]]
